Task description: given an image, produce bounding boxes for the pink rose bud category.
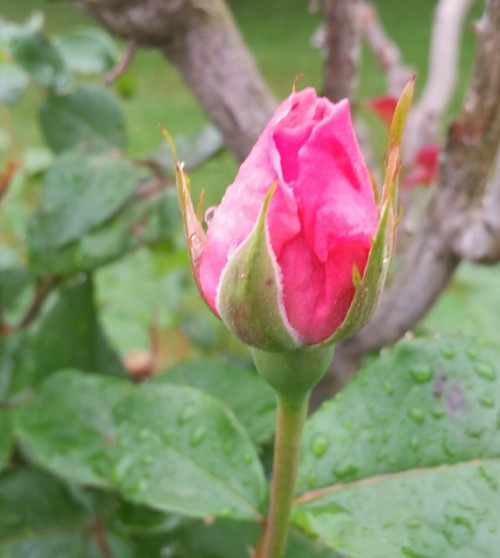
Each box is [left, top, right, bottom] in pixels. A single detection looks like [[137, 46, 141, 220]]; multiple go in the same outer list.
[[165, 82, 413, 351]]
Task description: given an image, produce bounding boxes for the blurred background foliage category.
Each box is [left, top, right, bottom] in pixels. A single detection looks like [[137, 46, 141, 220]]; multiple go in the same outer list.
[[1, 0, 493, 373]]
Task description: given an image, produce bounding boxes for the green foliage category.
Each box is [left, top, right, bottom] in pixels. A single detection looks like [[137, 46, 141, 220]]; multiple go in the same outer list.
[[1, 6, 500, 557], [294, 335, 500, 556], [40, 85, 127, 153]]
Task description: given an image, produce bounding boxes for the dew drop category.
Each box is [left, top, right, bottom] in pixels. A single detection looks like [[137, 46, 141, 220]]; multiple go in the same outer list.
[[217, 506, 234, 517], [224, 440, 234, 455], [310, 433, 329, 458], [440, 345, 454, 359], [466, 347, 478, 360], [377, 450, 388, 463], [475, 362, 496, 382], [410, 365, 433, 383], [383, 381, 395, 395], [190, 426, 207, 447], [408, 407, 425, 423], [478, 465, 498, 491], [333, 462, 359, 480], [479, 394, 495, 409], [465, 426, 484, 439], [243, 452, 253, 464], [406, 518, 421, 528], [177, 405, 195, 426], [431, 407, 445, 420], [409, 436, 420, 451], [204, 205, 218, 225]]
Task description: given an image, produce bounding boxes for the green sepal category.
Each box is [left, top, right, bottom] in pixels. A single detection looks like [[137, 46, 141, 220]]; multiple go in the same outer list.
[[217, 184, 301, 352], [159, 125, 206, 295]]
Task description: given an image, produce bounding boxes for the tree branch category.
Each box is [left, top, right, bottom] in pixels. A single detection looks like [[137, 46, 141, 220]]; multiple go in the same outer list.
[[75, 0, 277, 161], [338, 0, 500, 359], [404, 0, 474, 161], [358, 2, 414, 96], [322, 0, 361, 103]]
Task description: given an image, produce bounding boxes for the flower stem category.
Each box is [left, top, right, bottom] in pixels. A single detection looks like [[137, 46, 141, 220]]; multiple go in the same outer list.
[[251, 346, 335, 558], [261, 392, 309, 558]]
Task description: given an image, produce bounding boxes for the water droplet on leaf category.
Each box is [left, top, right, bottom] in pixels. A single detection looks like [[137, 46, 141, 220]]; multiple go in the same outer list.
[[475, 362, 496, 381], [440, 345, 454, 359], [333, 462, 359, 479], [410, 365, 433, 383], [190, 426, 206, 447], [479, 394, 495, 409], [408, 407, 425, 423], [383, 381, 394, 395], [310, 433, 329, 458], [177, 405, 195, 425]]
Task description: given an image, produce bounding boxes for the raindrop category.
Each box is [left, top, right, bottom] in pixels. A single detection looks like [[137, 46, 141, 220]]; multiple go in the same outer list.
[[383, 381, 395, 396], [223, 440, 234, 455], [333, 463, 359, 479], [204, 205, 218, 226], [478, 465, 498, 491], [409, 436, 420, 451], [431, 407, 445, 420], [441, 437, 456, 458], [466, 347, 478, 360], [406, 518, 421, 529], [377, 450, 388, 462], [440, 345, 454, 359], [190, 426, 207, 447], [479, 395, 495, 409], [475, 362, 496, 382], [310, 433, 329, 458], [242, 452, 253, 464], [408, 407, 425, 423], [410, 365, 433, 384], [465, 426, 484, 439], [217, 506, 234, 517], [177, 405, 195, 426]]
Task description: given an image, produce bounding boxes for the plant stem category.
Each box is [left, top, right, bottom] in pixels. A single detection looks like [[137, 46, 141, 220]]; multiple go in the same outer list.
[[261, 392, 309, 558], [251, 346, 335, 558]]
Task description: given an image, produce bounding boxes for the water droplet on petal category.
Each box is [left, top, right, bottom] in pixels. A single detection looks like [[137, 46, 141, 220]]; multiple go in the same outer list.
[[310, 433, 329, 458], [410, 365, 433, 383], [408, 407, 425, 423], [204, 205, 218, 226], [475, 362, 496, 381], [190, 426, 207, 447]]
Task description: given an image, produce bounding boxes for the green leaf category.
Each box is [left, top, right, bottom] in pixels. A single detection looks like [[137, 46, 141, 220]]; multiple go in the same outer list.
[[0, 466, 135, 558], [34, 278, 125, 379], [0, 467, 91, 557], [112, 383, 266, 520], [295, 460, 500, 558], [14, 369, 132, 487], [39, 84, 126, 153], [0, 63, 29, 104], [299, 335, 500, 492], [0, 332, 37, 400], [53, 27, 118, 75], [28, 189, 179, 276], [0, 412, 13, 471], [0, 266, 34, 324], [154, 357, 276, 444], [30, 150, 137, 249], [295, 335, 500, 556], [424, 263, 500, 344], [10, 32, 72, 93]]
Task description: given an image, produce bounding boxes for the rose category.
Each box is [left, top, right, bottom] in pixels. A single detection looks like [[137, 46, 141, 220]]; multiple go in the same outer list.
[[168, 85, 411, 351]]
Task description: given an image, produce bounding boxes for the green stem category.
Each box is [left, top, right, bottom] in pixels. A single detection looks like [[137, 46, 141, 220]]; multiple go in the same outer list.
[[262, 392, 309, 558], [252, 345, 335, 558]]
